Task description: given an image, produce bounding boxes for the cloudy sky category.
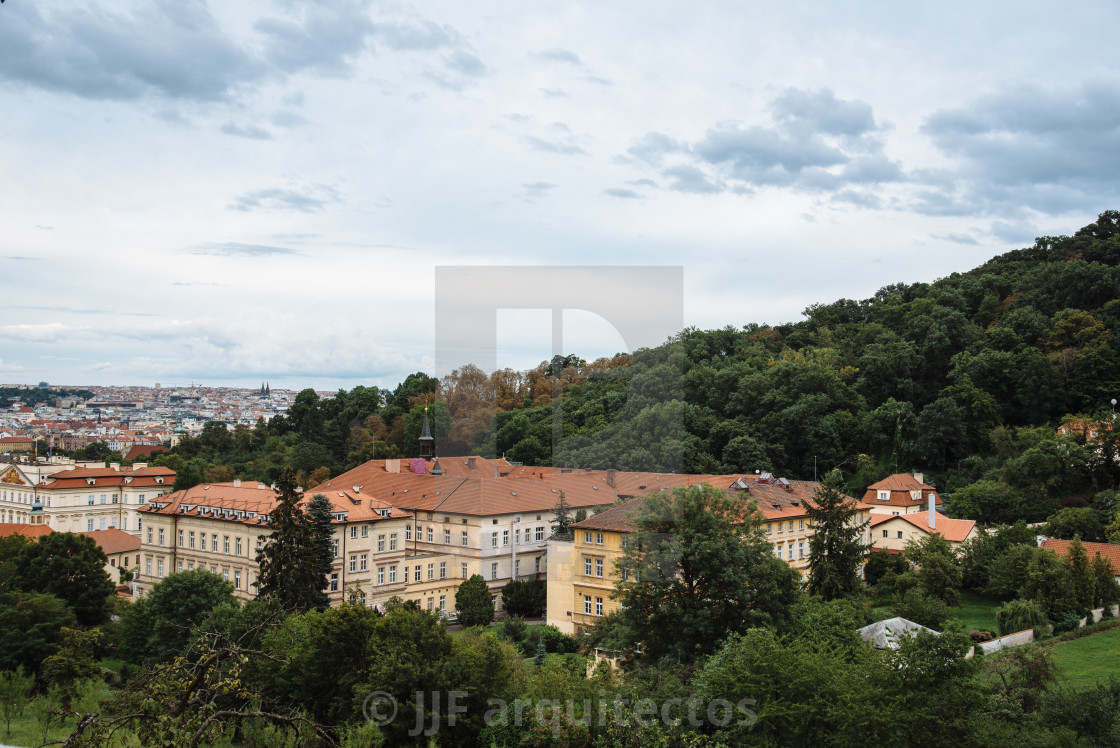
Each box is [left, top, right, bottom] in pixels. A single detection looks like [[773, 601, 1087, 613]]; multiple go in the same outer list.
[[2, 1, 1118, 391]]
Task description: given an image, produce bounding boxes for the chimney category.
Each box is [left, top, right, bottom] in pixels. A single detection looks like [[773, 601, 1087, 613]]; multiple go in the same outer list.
[[353, 485, 363, 493], [928, 493, 936, 530], [233, 479, 241, 487], [607, 469, 616, 488], [913, 472, 924, 485], [110, 463, 120, 471], [467, 457, 476, 470]]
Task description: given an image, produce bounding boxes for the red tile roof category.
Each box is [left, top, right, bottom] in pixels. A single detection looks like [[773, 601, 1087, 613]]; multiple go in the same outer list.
[[125, 444, 169, 461], [863, 473, 942, 508], [80, 528, 141, 555], [1041, 539, 1120, 574], [869, 511, 977, 543], [0, 523, 54, 538]]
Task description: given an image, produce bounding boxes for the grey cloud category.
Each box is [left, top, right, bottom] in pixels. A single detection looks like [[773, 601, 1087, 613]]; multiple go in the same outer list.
[[585, 76, 613, 86], [0, 0, 262, 101], [603, 188, 642, 199], [371, 19, 461, 50], [537, 48, 582, 65], [506, 113, 531, 122], [282, 91, 305, 108], [443, 49, 486, 77], [830, 189, 881, 209], [255, 1, 375, 76], [771, 88, 877, 136], [990, 220, 1039, 244], [184, 242, 299, 257], [220, 122, 272, 140], [935, 233, 980, 245], [526, 136, 586, 156], [523, 182, 557, 196], [228, 187, 338, 212], [626, 132, 689, 166], [540, 88, 567, 98], [270, 110, 308, 128], [917, 83, 1120, 216], [628, 178, 660, 189], [662, 165, 722, 194], [1, 256, 41, 261]]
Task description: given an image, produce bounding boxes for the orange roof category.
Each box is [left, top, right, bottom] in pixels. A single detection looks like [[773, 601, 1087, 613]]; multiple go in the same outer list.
[[0, 523, 54, 538], [38, 465, 174, 490], [869, 511, 976, 543], [1041, 539, 1120, 574], [80, 528, 141, 555], [863, 473, 942, 508]]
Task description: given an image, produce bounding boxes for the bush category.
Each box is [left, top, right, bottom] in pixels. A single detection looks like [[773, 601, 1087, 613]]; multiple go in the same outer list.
[[499, 615, 527, 643], [1049, 610, 1083, 635], [996, 599, 1048, 637], [524, 625, 578, 656], [500, 576, 546, 618]]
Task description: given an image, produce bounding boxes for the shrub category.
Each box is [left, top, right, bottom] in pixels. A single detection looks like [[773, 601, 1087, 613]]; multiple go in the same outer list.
[[996, 599, 1048, 637], [894, 588, 948, 630], [499, 615, 527, 643], [1049, 610, 1083, 635]]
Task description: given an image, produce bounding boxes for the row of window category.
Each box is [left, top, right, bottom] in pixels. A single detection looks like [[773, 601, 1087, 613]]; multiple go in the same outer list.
[[582, 531, 605, 545], [491, 526, 546, 548], [161, 528, 256, 556], [144, 557, 248, 591], [773, 541, 805, 560], [377, 562, 469, 585], [766, 520, 804, 534], [583, 595, 604, 616]]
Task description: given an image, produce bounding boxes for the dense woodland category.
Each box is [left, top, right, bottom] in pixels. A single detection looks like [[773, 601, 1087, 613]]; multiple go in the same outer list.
[[136, 210, 1120, 532]]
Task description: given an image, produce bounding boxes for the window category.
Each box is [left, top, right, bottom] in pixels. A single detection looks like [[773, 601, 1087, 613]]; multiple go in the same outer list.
[[439, 594, 446, 612], [88, 495, 95, 505], [535, 556, 541, 573], [158, 529, 165, 546], [414, 566, 421, 582], [100, 494, 106, 505], [426, 527, 433, 542], [360, 591, 367, 605], [766, 523, 772, 534], [178, 530, 184, 547], [389, 566, 397, 584], [222, 569, 229, 580], [138, 494, 146, 505], [595, 597, 603, 616], [330, 573, 339, 592], [595, 558, 604, 577], [360, 554, 368, 571], [97, 518, 105, 531], [798, 541, 804, 558], [596, 533, 604, 545], [461, 531, 468, 546], [427, 563, 434, 580], [443, 529, 450, 544], [406, 525, 412, 541], [378, 535, 385, 552], [439, 562, 446, 579], [112, 494, 118, 504], [146, 558, 152, 576], [878, 491, 889, 502], [189, 531, 195, 549], [427, 597, 434, 611], [350, 526, 357, 539], [775, 544, 782, 558], [491, 533, 498, 548], [621, 567, 629, 582], [236, 537, 242, 556], [389, 534, 397, 551], [402, 565, 409, 582], [200, 533, 207, 551], [787, 521, 794, 532], [87, 519, 94, 531], [584, 595, 592, 614], [350, 555, 357, 572], [177, 560, 183, 572], [490, 562, 498, 580], [798, 519, 804, 530], [514, 560, 520, 577], [332, 539, 339, 558], [234, 571, 241, 590], [461, 563, 468, 578], [223, 536, 230, 554], [882, 530, 888, 538], [377, 567, 385, 585], [897, 531, 903, 539], [109, 517, 116, 529], [157, 559, 164, 578], [584, 557, 592, 576], [584, 531, 592, 544], [515, 528, 521, 544], [502, 530, 509, 546], [257, 537, 263, 552], [361, 525, 368, 538], [535, 527, 544, 541], [212, 535, 218, 553]]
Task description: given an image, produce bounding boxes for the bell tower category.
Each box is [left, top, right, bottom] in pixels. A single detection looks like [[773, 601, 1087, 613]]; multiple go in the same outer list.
[[418, 407, 435, 460]]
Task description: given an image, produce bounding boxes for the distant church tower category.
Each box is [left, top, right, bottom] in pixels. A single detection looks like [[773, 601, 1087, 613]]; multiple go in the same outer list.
[[418, 407, 435, 460]]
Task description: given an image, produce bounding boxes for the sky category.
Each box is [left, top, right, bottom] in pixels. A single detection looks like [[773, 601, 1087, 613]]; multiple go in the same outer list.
[[2, 0, 1119, 391]]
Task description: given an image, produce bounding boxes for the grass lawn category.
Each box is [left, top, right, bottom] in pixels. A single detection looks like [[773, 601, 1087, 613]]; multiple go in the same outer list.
[[947, 590, 1000, 632], [1050, 624, 1120, 690]]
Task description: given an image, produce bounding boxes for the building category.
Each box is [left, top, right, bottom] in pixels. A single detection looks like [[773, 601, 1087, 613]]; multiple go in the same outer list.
[[80, 527, 143, 582], [548, 472, 872, 635], [868, 505, 978, 552], [32, 464, 175, 534], [1040, 538, 1120, 583], [862, 473, 943, 515]]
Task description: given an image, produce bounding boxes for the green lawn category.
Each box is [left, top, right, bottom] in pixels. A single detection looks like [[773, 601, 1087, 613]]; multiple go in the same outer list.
[[947, 590, 1000, 632], [1050, 625, 1120, 689]]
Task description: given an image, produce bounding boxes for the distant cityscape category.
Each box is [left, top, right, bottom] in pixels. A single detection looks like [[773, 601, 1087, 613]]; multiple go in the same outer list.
[[0, 382, 304, 459]]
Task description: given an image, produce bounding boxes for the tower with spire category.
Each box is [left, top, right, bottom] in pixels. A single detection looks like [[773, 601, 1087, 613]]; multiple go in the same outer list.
[[418, 406, 435, 460]]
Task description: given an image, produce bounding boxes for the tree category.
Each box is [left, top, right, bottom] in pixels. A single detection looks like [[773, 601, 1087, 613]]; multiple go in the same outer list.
[[806, 469, 868, 600], [456, 574, 494, 627], [0, 591, 75, 678], [550, 492, 574, 539], [40, 628, 101, 710], [256, 468, 328, 613], [501, 575, 546, 618], [1066, 537, 1096, 611], [905, 533, 963, 605], [616, 483, 800, 662], [0, 666, 33, 737], [996, 599, 1049, 636], [1045, 507, 1105, 542], [1091, 553, 1120, 608], [304, 493, 337, 612], [9, 532, 114, 626], [120, 568, 237, 663], [1022, 549, 1077, 618]]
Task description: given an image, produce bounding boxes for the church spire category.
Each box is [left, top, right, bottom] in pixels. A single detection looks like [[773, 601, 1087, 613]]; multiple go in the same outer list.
[[418, 406, 435, 459]]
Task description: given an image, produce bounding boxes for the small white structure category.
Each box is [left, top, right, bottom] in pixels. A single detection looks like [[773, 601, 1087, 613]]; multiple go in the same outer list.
[[857, 617, 938, 650]]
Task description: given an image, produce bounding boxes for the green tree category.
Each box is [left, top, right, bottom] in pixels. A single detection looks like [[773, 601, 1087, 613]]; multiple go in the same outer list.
[[455, 574, 494, 627], [984, 545, 1038, 600], [304, 493, 337, 612], [806, 469, 868, 600], [550, 492, 574, 539], [0, 666, 33, 736], [40, 628, 101, 710], [0, 591, 75, 678], [10, 532, 114, 626], [996, 599, 1049, 636], [1045, 507, 1105, 542], [1066, 537, 1096, 611], [119, 569, 237, 664], [256, 468, 328, 613], [501, 575, 546, 618], [1022, 549, 1076, 618], [904, 533, 963, 605], [1091, 553, 1120, 608], [617, 483, 800, 662]]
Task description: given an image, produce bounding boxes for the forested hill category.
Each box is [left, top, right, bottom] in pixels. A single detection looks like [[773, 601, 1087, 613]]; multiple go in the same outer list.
[[157, 211, 1120, 527]]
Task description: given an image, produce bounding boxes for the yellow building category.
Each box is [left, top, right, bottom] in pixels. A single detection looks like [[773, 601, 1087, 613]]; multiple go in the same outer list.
[[869, 509, 978, 552]]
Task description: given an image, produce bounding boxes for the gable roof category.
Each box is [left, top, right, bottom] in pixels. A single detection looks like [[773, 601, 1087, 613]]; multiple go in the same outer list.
[[0, 523, 54, 539], [80, 528, 141, 555], [1041, 538, 1120, 574], [869, 511, 977, 543]]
